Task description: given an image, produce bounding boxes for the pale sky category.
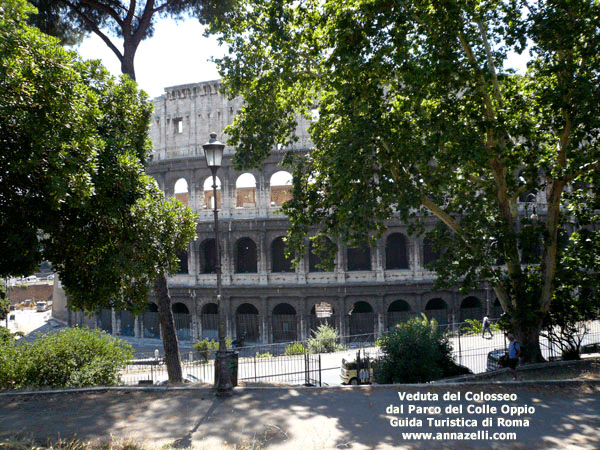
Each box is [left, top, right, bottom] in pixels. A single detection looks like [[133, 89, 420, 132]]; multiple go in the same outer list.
[[74, 16, 529, 101], [73, 17, 225, 99]]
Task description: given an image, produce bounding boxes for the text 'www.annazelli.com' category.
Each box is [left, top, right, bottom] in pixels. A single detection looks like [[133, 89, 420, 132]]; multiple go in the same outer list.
[[401, 431, 517, 441]]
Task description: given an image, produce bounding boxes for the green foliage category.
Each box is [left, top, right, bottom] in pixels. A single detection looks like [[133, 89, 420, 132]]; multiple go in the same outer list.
[[193, 337, 233, 361], [14, 328, 133, 389], [209, 0, 600, 362], [462, 319, 501, 336], [255, 352, 273, 359], [307, 324, 343, 354], [375, 316, 468, 384], [284, 341, 307, 356], [0, 280, 8, 320]]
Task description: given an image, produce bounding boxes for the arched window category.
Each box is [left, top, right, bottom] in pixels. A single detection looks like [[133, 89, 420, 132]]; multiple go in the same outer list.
[[271, 236, 294, 272], [203, 176, 221, 209], [424, 298, 448, 325], [201, 303, 218, 340], [143, 303, 159, 338], [270, 171, 293, 206], [386, 233, 409, 269], [272, 303, 297, 342], [348, 301, 375, 338], [309, 302, 336, 332], [460, 296, 483, 322], [236, 173, 256, 208], [174, 178, 189, 206], [236, 237, 257, 273], [200, 239, 216, 274], [387, 300, 411, 329], [236, 303, 259, 341], [347, 247, 371, 271], [172, 302, 191, 341]]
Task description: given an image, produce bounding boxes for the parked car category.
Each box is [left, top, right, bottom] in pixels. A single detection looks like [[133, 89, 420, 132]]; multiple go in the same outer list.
[[487, 348, 507, 371], [340, 357, 375, 385], [581, 342, 600, 358], [155, 373, 202, 385]]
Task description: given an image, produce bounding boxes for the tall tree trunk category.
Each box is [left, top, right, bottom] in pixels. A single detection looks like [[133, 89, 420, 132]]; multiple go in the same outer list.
[[154, 272, 182, 383]]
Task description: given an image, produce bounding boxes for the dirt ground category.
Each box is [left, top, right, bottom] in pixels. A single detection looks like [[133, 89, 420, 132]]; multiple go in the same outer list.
[[0, 360, 598, 450]]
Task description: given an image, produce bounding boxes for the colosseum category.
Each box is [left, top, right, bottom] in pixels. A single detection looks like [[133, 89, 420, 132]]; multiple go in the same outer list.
[[55, 79, 502, 346]]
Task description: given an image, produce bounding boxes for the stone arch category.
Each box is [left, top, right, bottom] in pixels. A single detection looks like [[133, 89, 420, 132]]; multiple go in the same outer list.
[[236, 303, 260, 342], [424, 298, 448, 324], [236, 173, 257, 208], [143, 302, 160, 339], [271, 236, 294, 272], [200, 303, 218, 340], [347, 246, 371, 271], [235, 237, 257, 273], [200, 238, 216, 274], [309, 301, 337, 332], [174, 178, 189, 206], [460, 296, 483, 322], [348, 300, 376, 338], [172, 302, 191, 341], [386, 299, 412, 329], [203, 176, 221, 209], [270, 170, 293, 206], [272, 303, 297, 342], [386, 233, 409, 269]]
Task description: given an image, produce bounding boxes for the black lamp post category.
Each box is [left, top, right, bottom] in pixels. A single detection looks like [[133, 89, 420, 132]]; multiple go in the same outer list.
[[202, 132, 233, 396]]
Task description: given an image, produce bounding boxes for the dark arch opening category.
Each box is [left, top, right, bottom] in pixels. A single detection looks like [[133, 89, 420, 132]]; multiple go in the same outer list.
[[386, 299, 412, 329], [236, 237, 257, 273], [271, 236, 294, 272], [236, 303, 259, 341], [272, 303, 297, 342], [201, 239, 216, 274], [200, 303, 218, 339], [349, 301, 375, 339], [386, 233, 409, 269]]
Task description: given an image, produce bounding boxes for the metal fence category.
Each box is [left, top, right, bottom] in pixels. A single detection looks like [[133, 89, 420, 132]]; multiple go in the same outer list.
[[119, 318, 600, 386]]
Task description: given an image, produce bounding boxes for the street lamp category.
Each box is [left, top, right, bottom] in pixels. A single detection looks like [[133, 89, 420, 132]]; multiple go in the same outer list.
[[202, 132, 233, 396]]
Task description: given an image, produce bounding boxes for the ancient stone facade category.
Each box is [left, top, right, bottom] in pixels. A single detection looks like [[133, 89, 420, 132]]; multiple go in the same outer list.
[[139, 80, 500, 345]]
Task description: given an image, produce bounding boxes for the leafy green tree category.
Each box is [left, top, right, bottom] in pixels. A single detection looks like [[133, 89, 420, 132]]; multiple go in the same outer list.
[[27, 0, 236, 80], [375, 316, 468, 384], [0, 0, 196, 383], [209, 0, 600, 363], [0, 280, 9, 321]]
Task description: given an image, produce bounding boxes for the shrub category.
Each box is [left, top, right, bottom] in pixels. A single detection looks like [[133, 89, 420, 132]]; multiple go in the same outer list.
[[374, 316, 470, 384], [307, 324, 343, 354], [193, 337, 233, 361], [17, 327, 133, 389], [285, 341, 307, 356]]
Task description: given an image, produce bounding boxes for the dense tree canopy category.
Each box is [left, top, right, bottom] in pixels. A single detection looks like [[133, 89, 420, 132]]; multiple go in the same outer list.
[[1, 0, 196, 313], [28, 0, 236, 79], [210, 0, 600, 362]]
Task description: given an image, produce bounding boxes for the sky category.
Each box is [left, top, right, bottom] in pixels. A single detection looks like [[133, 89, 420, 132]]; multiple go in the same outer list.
[[73, 17, 529, 101], [74, 17, 226, 99]]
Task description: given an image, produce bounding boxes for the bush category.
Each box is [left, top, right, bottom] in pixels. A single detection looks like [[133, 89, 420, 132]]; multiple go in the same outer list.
[[16, 327, 133, 389], [307, 324, 343, 354], [285, 341, 307, 356], [193, 337, 233, 361], [375, 316, 470, 384]]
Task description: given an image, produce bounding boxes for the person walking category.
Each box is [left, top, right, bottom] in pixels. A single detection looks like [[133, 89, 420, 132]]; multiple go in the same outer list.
[[482, 316, 493, 338], [506, 333, 522, 380]]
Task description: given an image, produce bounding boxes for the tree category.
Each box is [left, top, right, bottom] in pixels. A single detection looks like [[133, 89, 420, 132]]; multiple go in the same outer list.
[[28, 0, 236, 80], [209, 0, 600, 363], [0, 0, 197, 382]]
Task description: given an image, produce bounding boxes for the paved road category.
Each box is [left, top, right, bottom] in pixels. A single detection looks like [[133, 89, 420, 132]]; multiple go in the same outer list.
[[1, 382, 598, 449]]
